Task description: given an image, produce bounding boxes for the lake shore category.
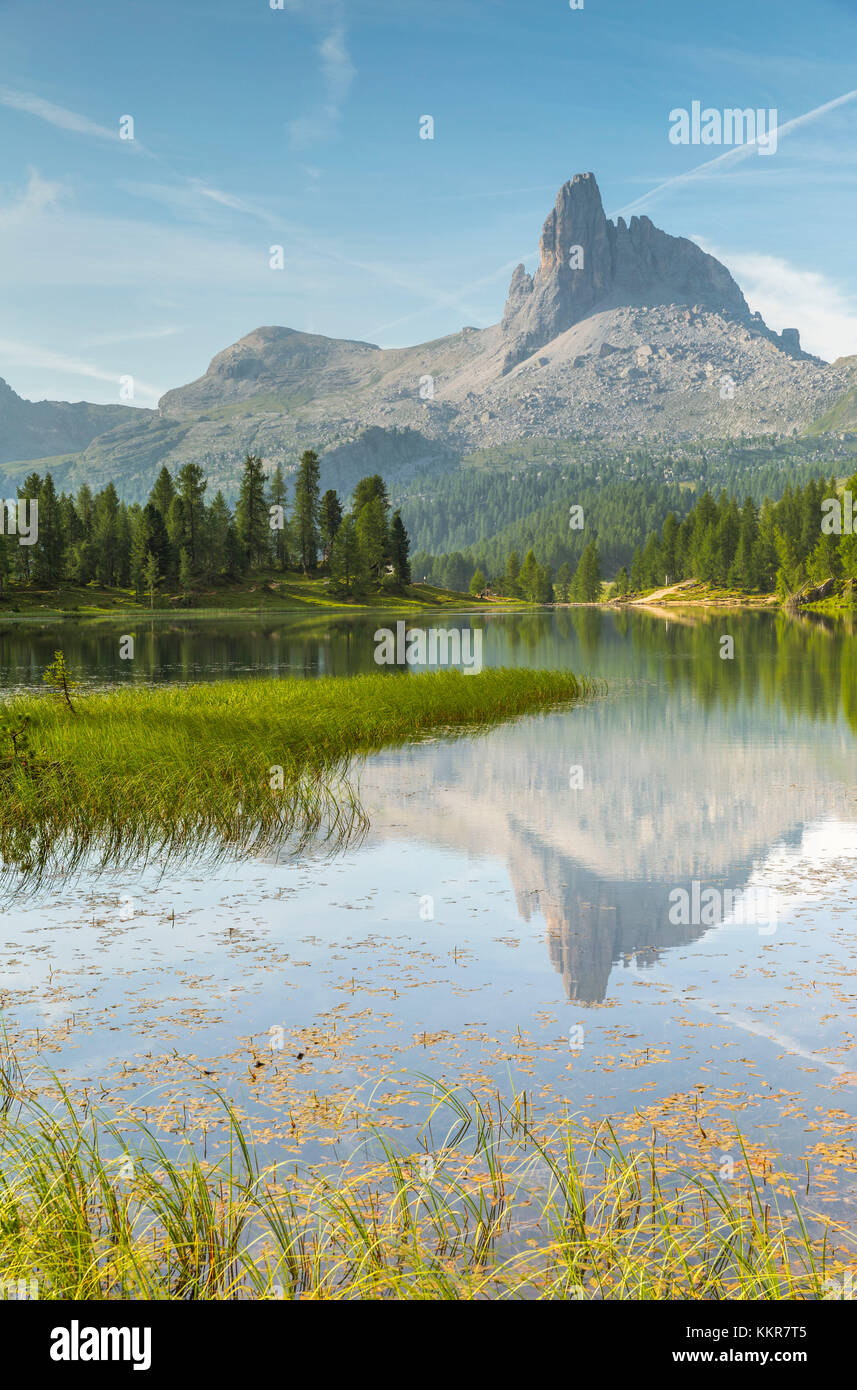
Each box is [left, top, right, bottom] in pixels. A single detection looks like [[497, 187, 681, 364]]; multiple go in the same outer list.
[[603, 576, 856, 614], [0, 573, 527, 620], [0, 666, 596, 887]]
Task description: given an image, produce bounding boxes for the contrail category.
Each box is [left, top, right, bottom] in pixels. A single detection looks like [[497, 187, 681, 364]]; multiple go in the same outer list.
[[612, 87, 857, 220], [376, 87, 857, 342]]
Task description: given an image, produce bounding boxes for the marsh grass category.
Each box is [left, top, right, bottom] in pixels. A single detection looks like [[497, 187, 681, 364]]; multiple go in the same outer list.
[[0, 668, 594, 890], [0, 1076, 849, 1301]]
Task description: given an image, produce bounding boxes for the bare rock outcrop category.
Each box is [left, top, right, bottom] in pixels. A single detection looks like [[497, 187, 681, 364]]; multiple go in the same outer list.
[[500, 172, 801, 372]]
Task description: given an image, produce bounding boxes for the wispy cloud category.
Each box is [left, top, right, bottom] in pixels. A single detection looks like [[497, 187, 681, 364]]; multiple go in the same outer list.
[[288, 21, 356, 150], [0, 168, 63, 226], [79, 326, 182, 348], [0, 86, 121, 142], [188, 180, 277, 222], [695, 238, 857, 364], [0, 337, 163, 405]]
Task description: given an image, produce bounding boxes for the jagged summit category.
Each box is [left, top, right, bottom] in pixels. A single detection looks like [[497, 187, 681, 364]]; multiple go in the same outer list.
[[500, 171, 801, 371], [1, 172, 850, 489]]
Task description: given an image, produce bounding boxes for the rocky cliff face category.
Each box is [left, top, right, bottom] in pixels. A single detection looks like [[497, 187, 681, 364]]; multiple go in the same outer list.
[[499, 172, 802, 371]]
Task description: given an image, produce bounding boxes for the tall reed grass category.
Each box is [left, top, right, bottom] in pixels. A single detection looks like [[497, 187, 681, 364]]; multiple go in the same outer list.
[[0, 1076, 848, 1301], [0, 668, 594, 889]]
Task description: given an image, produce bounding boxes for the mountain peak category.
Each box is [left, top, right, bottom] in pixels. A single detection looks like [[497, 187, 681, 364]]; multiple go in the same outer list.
[[500, 171, 764, 371]]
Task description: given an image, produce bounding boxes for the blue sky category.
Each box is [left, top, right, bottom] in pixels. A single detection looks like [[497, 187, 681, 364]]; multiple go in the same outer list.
[[2, 0, 857, 406]]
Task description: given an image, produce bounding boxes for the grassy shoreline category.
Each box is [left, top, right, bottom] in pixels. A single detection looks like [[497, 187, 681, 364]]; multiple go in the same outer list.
[[0, 667, 595, 885], [604, 577, 856, 614], [0, 574, 525, 619]]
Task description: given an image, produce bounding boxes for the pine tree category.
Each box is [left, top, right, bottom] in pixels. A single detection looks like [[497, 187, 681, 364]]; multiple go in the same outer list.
[[730, 498, 760, 590], [33, 474, 62, 587], [555, 561, 572, 601], [572, 540, 601, 601], [268, 464, 290, 571], [224, 520, 245, 580], [352, 475, 389, 514], [177, 463, 207, 569], [714, 496, 740, 585], [753, 502, 780, 590], [807, 530, 840, 583], [320, 489, 343, 563], [443, 553, 471, 592], [143, 552, 159, 610], [42, 650, 79, 712], [205, 492, 231, 579], [640, 532, 662, 587], [535, 562, 553, 603], [115, 505, 132, 588], [72, 485, 97, 583], [130, 513, 147, 598], [630, 546, 645, 592], [329, 515, 367, 594], [355, 496, 388, 580], [94, 484, 121, 587], [140, 503, 171, 576], [166, 495, 188, 578], [150, 467, 175, 525], [235, 454, 270, 569], [518, 550, 539, 601], [293, 449, 321, 572], [504, 550, 521, 596], [178, 548, 194, 595], [389, 510, 411, 586], [469, 567, 486, 596], [838, 471, 857, 579]]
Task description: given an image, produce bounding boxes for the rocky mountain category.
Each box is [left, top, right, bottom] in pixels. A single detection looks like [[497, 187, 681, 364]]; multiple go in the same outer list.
[[0, 376, 146, 468], [499, 171, 802, 371], [2, 172, 855, 500]]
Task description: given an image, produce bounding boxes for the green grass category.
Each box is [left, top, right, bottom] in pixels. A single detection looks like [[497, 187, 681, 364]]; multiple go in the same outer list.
[[0, 1073, 849, 1300], [0, 573, 518, 618], [0, 667, 595, 886]]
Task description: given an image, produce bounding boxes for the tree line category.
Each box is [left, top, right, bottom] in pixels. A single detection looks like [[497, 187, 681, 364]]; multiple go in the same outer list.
[[0, 453, 412, 602], [414, 472, 857, 602], [625, 473, 854, 596]]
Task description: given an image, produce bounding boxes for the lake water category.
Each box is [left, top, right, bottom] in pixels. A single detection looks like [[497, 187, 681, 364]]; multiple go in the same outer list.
[[3, 607, 857, 1224]]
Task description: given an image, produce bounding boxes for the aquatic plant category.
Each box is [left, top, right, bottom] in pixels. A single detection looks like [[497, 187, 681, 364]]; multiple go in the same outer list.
[[0, 668, 596, 890], [0, 1077, 849, 1301]]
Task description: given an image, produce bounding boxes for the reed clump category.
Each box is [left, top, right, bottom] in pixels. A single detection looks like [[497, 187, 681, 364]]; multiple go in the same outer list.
[[0, 668, 594, 887], [0, 1078, 848, 1301]]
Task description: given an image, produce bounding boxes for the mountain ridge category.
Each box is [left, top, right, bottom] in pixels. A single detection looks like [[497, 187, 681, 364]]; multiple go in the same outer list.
[[1, 172, 855, 498]]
